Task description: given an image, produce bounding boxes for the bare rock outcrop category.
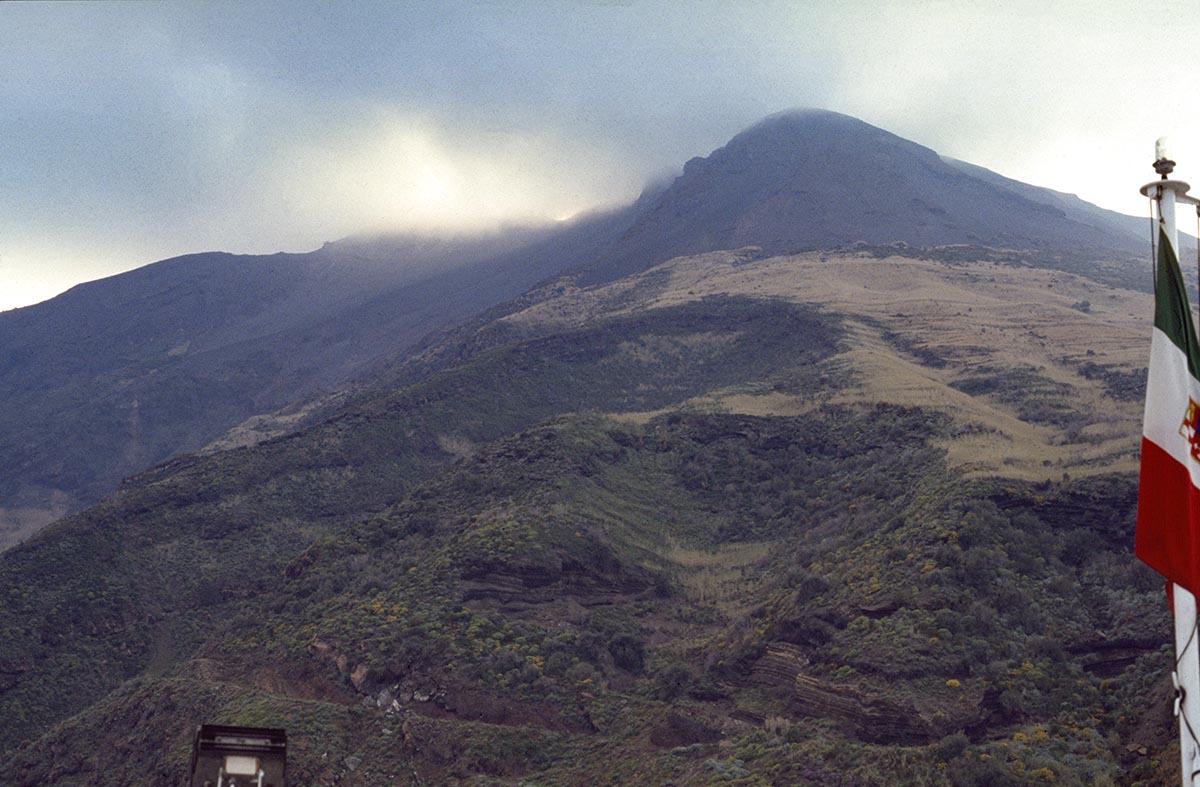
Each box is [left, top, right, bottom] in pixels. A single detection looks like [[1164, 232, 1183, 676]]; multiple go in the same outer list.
[[750, 641, 931, 745]]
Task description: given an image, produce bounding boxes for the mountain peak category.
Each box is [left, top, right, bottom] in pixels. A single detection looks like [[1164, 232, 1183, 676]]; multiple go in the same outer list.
[[680, 108, 943, 189], [730, 108, 937, 158], [733, 107, 881, 138], [576, 109, 1141, 284]]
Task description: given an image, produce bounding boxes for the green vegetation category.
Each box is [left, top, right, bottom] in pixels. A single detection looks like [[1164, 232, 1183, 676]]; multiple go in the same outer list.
[[0, 288, 1175, 786], [0, 297, 842, 750], [1074, 360, 1146, 402], [951, 364, 1088, 433]]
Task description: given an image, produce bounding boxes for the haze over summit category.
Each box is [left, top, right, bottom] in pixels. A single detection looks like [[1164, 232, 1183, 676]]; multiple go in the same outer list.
[[0, 8, 1192, 779], [0, 106, 1157, 550], [3, 0, 1200, 310], [0, 106, 1173, 783]]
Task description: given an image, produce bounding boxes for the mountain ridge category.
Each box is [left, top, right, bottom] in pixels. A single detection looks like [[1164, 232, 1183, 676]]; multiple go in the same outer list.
[[0, 108, 1160, 559], [0, 215, 1172, 779], [575, 109, 1147, 285], [0, 206, 643, 547], [0, 110, 1151, 543]]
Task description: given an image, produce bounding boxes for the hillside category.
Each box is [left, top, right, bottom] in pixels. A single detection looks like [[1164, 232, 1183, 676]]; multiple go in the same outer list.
[[0, 208, 639, 549], [0, 110, 1156, 553], [0, 241, 1174, 785]]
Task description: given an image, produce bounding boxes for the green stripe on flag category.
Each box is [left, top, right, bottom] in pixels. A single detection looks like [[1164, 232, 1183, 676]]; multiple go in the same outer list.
[[1154, 226, 1200, 379]]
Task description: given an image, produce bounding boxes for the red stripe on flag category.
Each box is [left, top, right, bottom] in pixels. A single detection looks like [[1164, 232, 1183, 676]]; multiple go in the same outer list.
[[1137, 436, 1200, 594]]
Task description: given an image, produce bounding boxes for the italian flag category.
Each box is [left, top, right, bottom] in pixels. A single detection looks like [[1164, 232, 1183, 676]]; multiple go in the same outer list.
[[1137, 228, 1200, 594]]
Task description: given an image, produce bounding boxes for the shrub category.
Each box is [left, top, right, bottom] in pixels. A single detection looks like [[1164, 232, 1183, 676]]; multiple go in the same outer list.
[[608, 633, 645, 674], [654, 663, 694, 699]]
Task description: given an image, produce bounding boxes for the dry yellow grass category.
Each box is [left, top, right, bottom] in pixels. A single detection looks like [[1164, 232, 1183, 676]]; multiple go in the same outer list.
[[667, 538, 773, 607], [203, 393, 343, 453], [436, 433, 477, 460], [513, 248, 1152, 481], [708, 390, 812, 418]]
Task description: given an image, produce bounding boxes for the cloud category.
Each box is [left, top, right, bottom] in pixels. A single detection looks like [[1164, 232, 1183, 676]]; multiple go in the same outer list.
[[3, 0, 1200, 308], [251, 111, 643, 238], [818, 0, 1200, 214]]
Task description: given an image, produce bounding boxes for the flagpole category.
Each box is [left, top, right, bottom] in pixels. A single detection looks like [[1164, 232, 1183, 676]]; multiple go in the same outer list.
[[1142, 139, 1200, 787], [1169, 581, 1200, 787]]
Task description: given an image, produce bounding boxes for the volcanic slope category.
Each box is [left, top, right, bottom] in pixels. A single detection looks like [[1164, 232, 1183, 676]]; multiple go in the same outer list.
[[0, 243, 1173, 786], [0, 108, 1151, 552], [575, 109, 1148, 285], [0, 208, 639, 549]]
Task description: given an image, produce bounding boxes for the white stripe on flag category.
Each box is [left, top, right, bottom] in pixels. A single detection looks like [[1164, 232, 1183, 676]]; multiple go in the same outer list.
[[1144, 326, 1200, 488]]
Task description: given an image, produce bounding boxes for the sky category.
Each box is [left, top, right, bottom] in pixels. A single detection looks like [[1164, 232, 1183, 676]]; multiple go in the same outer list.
[[3, 0, 1200, 311]]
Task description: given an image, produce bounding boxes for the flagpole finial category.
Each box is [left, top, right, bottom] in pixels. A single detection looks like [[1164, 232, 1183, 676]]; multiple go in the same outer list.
[[1157, 137, 1177, 179]]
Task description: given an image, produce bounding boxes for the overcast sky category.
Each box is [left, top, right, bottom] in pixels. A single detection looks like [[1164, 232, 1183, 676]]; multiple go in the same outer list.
[[3, 0, 1199, 310]]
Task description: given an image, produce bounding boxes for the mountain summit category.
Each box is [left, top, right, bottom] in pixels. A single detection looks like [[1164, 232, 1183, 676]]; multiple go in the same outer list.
[[0, 109, 1147, 550], [0, 109, 1172, 785], [580, 109, 1142, 283]]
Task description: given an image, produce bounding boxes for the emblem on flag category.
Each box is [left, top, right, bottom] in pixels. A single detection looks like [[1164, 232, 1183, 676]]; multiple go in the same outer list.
[[1181, 397, 1200, 462]]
